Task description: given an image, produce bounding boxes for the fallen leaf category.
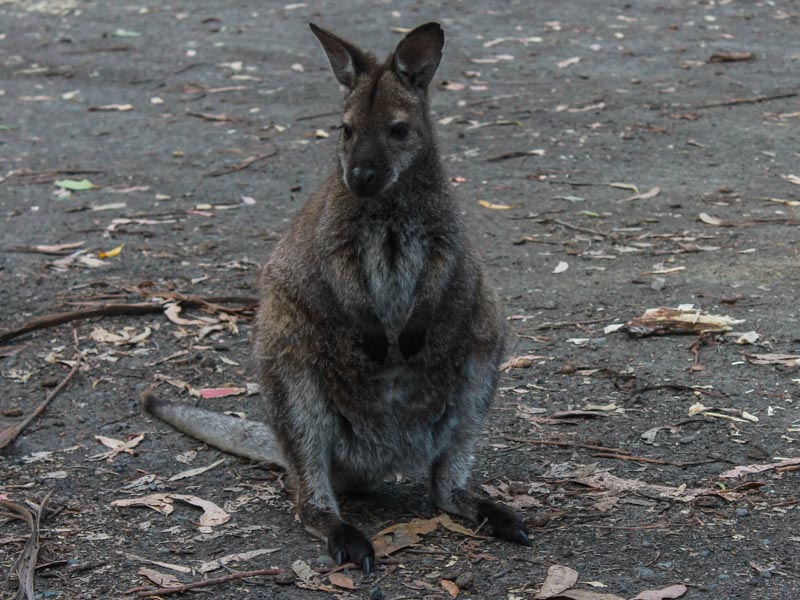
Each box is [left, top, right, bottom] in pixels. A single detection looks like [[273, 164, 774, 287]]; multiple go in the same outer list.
[[618, 187, 660, 202], [30, 241, 86, 254], [111, 493, 175, 517], [169, 458, 226, 482], [698, 212, 723, 226], [765, 197, 800, 206], [98, 243, 125, 259], [478, 199, 512, 210], [90, 433, 145, 461], [707, 52, 754, 63], [54, 178, 95, 191], [744, 353, 800, 367], [719, 458, 800, 479], [329, 572, 356, 590], [89, 104, 133, 111], [735, 331, 760, 345], [171, 494, 231, 527], [442, 579, 460, 598], [621, 307, 744, 337], [500, 354, 547, 371], [632, 584, 688, 599], [535, 564, 579, 598], [557, 57, 580, 68], [138, 567, 182, 588], [291, 559, 320, 587], [557, 591, 625, 600], [553, 261, 569, 274], [199, 548, 280, 574], [164, 302, 213, 326], [372, 516, 441, 557], [199, 387, 247, 399]]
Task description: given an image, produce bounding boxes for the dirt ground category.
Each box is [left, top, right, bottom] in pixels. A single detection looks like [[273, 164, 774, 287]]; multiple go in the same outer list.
[[1, 1, 799, 598]]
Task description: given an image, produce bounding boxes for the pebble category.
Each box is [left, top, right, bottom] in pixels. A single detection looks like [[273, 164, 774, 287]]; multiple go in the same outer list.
[[635, 566, 656, 580], [735, 507, 750, 517], [651, 277, 666, 291], [369, 588, 384, 600], [455, 571, 475, 589]]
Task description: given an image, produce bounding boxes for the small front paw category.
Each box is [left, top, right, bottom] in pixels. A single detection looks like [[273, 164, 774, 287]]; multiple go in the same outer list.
[[477, 500, 532, 547], [327, 522, 376, 574]]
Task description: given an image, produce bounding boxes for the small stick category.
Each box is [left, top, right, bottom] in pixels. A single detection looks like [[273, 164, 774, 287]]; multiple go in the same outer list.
[[205, 149, 278, 177], [692, 91, 798, 110], [0, 491, 53, 599], [129, 567, 286, 597], [591, 452, 719, 468], [504, 436, 631, 455], [0, 331, 82, 450]]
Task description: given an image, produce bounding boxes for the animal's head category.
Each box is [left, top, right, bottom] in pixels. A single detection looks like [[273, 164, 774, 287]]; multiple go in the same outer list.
[[309, 22, 445, 198]]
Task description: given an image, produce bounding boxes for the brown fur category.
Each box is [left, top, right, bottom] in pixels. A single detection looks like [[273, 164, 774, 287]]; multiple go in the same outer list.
[[142, 22, 530, 572]]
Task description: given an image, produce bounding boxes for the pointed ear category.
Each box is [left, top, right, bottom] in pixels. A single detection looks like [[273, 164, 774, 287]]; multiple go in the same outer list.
[[392, 22, 444, 90], [309, 23, 371, 89]]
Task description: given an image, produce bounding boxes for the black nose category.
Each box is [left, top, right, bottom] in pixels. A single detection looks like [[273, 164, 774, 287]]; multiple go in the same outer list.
[[351, 165, 376, 186]]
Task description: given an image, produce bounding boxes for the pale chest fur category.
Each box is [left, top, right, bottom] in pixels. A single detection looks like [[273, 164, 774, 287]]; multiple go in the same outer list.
[[359, 221, 427, 335]]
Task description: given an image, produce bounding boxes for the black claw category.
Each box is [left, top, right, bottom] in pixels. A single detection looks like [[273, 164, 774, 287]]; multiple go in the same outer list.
[[327, 522, 375, 573], [514, 528, 532, 547], [361, 556, 374, 575], [477, 499, 532, 547]]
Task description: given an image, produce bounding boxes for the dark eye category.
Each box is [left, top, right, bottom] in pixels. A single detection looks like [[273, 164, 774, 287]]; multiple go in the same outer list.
[[341, 124, 353, 140], [389, 122, 409, 140]]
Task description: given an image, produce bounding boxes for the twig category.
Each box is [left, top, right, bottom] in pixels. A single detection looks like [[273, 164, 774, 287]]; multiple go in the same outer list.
[[129, 567, 285, 597], [591, 452, 719, 468], [691, 91, 798, 110], [504, 436, 631, 455], [295, 109, 339, 121], [0, 303, 161, 344], [531, 317, 614, 331], [0, 294, 258, 344], [204, 149, 278, 177], [0, 491, 53, 600], [552, 218, 610, 238], [0, 331, 82, 450]]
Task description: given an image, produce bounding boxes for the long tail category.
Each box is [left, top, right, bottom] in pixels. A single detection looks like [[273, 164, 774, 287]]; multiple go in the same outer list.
[[140, 390, 286, 466]]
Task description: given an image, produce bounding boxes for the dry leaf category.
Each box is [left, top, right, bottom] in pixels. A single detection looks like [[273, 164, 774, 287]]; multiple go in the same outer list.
[[90, 433, 144, 461], [698, 212, 723, 226], [171, 494, 230, 527], [164, 302, 213, 326], [500, 354, 546, 371], [199, 387, 247, 399], [138, 567, 182, 588], [621, 307, 744, 337], [329, 572, 356, 590], [744, 353, 800, 367], [535, 564, 579, 598], [441, 579, 460, 598], [557, 591, 625, 600], [98, 243, 124, 259], [478, 199, 512, 210], [557, 57, 580, 68], [199, 548, 279, 574], [372, 516, 440, 557], [707, 52, 754, 63], [169, 458, 226, 482], [111, 493, 175, 516], [618, 187, 660, 202], [553, 261, 569, 274], [89, 104, 134, 111], [633, 584, 688, 599], [719, 457, 800, 479]]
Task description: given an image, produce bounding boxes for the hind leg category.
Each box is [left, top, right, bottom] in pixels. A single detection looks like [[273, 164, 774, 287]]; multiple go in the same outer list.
[[429, 354, 531, 546]]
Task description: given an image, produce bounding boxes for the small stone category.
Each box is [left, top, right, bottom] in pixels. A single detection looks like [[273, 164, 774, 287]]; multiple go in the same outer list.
[[312, 555, 334, 568], [635, 566, 656, 580], [274, 571, 294, 585], [651, 277, 667, 291], [369, 588, 384, 600], [735, 507, 750, 517], [718, 573, 731, 581], [455, 572, 475, 589]]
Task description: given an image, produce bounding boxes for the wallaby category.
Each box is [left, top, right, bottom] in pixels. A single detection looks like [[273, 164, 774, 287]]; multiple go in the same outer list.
[[142, 21, 530, 574]]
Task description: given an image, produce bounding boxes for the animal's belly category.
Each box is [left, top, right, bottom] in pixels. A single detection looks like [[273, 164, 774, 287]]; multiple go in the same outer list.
[[333, 364, 447, 477]]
